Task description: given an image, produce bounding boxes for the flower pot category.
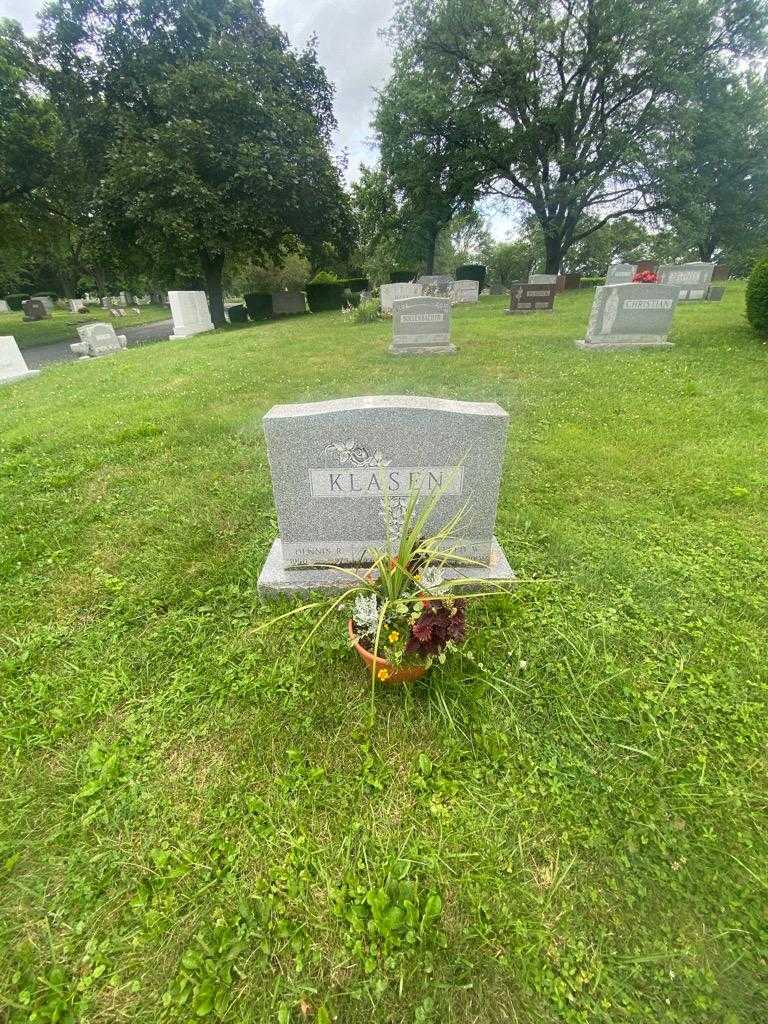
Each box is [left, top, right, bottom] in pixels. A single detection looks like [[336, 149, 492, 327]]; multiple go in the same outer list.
[[348, 620, 427, 684]]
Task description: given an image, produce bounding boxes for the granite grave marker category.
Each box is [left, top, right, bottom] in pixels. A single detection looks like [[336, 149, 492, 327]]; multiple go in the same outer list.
[[168, 290, 215, 339], [70, 322, 127, 358], [529, 273, 558, 285], [0, 336, 39, 384], [21, 299, 50, 322], [257, 395, 514, 596], [451, 279, 480, 304], [605, 264, 636, 285], [0, 300, 9, 313], [658, 262, 715, 300], [390, 296, 455, 356], [507, 282, 556, 314], [272, 291, 307, 316], [576, 283, 678, 348], [380, 282, 422, 314]]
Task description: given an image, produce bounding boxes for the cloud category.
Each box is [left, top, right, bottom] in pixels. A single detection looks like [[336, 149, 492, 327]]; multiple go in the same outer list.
[[264, 0, 395, 179]]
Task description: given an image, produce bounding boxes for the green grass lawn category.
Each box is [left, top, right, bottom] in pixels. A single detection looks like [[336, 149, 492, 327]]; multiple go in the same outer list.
[[0, 304, 170, 349], [1, 284, 766, 1023]]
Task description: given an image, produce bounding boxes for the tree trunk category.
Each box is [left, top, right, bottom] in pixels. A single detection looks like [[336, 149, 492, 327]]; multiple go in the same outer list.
[[425, 228, 438, 275], [543, 232, 563, 275], [200, 250, 226, 326]]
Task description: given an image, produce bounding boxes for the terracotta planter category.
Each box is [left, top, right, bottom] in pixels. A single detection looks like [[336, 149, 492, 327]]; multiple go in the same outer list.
[[348, 620, 427, 684]]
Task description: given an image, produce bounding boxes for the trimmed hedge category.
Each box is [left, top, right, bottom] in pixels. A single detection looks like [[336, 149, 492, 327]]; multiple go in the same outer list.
[[306, 281, 346, 312], [5, 293, 31, 311], [456, 264, 487, 290], [580, 276, 606, 288], [390, 270, 417, 284], [345, 277, 370, 293], [244, 292, 273, 320], [746, 258, 768, 332], [227, 304, 248, 324]]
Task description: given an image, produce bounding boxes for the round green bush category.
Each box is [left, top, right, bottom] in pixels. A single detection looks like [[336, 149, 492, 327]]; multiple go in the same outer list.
[[745, 258, 768, 333]]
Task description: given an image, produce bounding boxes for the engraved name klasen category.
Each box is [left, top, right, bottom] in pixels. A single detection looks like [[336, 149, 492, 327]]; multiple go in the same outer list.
[[309, 465, 464, 498], [400, 313, 446, 323], [623, 298, 674, 310]]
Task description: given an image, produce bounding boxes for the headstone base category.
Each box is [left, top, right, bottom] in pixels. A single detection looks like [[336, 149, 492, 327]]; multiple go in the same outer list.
[[258, 536, 515, 599], [169, 324, 214, 340], [575, 338, 674, 350], [389, 342, 457, 356], [505, 309, 554, 315], [1, 369, 39, 386]]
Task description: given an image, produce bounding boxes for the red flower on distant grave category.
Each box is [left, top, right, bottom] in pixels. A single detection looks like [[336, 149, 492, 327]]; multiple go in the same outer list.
[[632, 270, 658, 284]]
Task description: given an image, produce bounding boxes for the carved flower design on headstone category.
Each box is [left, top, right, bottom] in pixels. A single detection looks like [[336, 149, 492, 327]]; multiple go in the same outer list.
[[601, 290, 621, 335], [325, 441, 391, 468]]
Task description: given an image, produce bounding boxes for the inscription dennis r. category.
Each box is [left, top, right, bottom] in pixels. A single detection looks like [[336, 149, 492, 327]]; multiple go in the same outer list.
[[309, 465, 464, 498]]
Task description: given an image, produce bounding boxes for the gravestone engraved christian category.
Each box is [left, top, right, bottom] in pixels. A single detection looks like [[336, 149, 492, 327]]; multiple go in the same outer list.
[[0, 300, 9, 313], [605, 264, 636, 285], [380, 282, 422, 314], [271, 291, 306, 316], [22, 299, 50, 322], [507, 282, 556, 314], [576, 283, 678, 349], [390, 296, 455, 356], [257, 395, 514, 596], [0, 336, 39, 384], [658, 262, 715, 300], [418, 275, 454, 297], [705, 286, 725, 302], [70, 322, 127, 358], [711, 265, 729, 282], [451, 279, 480, 304], [168, 290, 215, 339], [529, 273, 557, 285]]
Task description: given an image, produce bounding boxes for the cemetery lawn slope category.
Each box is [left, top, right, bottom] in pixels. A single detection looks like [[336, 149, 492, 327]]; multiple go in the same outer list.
[[0, 304, 170, 349], [1, 283, 766, 1023]]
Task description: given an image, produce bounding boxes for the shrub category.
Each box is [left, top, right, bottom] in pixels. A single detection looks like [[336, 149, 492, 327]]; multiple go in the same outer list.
[[348, 298, 381, 323], [390, 270, 417, 283], [343, 289, 361, 308], [5, 293, 31, 311], [244, 292, 273, 320], [456, 264, 487, 290], [580, 276, 606, 288], [308, 270, 341, 285], [306, 280, 346, 312], [746, 258, 768, 332], [345, 277, 370, 293], [227, 304, 249, 324]]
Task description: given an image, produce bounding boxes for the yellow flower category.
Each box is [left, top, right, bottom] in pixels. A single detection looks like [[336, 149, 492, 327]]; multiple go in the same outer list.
[[377, 668, 390, 682], [388, 630, 400, 644]]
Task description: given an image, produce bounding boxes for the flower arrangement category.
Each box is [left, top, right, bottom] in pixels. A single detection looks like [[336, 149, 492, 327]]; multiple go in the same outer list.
[[264, 477, 513, 685], [632, 269, 658, 284]]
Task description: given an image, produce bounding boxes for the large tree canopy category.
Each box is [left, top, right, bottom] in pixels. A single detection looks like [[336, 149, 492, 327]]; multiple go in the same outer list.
[[387, 0, 768, 271], [38, 0, 353, 323]]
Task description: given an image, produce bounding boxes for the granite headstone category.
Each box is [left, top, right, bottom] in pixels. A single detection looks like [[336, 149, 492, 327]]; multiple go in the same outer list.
[[390, 296, 455, 356], [605, 264, 636, 285], [658, 262, 715, 300], [0, 300, 9, 313], [705, 286, 725, 302], [271, 291, 307, 316], [0, 336, 39, 384], [22, 299, 50, 322], [507, 282, 556, 314], [418, 275, 454, 297], [576, 283, 678, 348], [451, 280, 480, 304], [257, 395, 514, 596], [70, 322, 127, 358], [529, 273, 558, 285], [711, 265, 729, 282], [168, 290, 215, 339], [380, 282, 423, 314]]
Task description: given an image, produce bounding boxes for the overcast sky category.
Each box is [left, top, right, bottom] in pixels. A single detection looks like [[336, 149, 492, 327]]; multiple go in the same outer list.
[[1, 0, 513, 237]]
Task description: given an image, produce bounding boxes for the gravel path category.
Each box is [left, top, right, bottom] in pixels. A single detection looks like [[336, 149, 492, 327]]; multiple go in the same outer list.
[[23, 319, 174, 369]]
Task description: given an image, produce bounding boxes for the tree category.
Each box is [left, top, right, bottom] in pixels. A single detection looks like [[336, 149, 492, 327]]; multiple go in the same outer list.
[[375, 47, 484, 273], [487, 240, 535, 289], [390, 0, 768, 272], [651, 72, 768, 262], [39, 0, 353, 325]]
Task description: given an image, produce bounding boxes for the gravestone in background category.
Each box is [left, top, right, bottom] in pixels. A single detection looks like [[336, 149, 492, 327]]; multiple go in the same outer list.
[[658, 262, 715, 300], [380, 282, 422, 314], [529, 273, 557, 285], [562, 273, 582, 290], [22, 299, 50, 322], [507, 282, 556, 314], [272, 291, 307, 316], [451, 279, 480, 304], [257, 395, 514, 596], [0, 336, 39, 384], [576, 283, 678, 349], [168, 290, 215, 339], [32, 295, 53, 312], [390, 296, 455, 356], [711, 265, 729, 281], [605, 264, 636, 285], [418, 275, 454, 297], [0, 300, 9, 313], [635, 260, 659, 275], [70, 322, 127, 358], [69, 299, 88, 313], [705, 287, 725, 302]]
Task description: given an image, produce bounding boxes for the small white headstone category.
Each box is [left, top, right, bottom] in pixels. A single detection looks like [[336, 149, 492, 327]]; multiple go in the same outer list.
[[168, 290, 215, 339], [529, 274, 558, 285], [605, 264, 636, 286], [71, 322, 127, 358], [451, 280, 480, 304], [0, 300, 9, 313], [0, 336, 39, 384]]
